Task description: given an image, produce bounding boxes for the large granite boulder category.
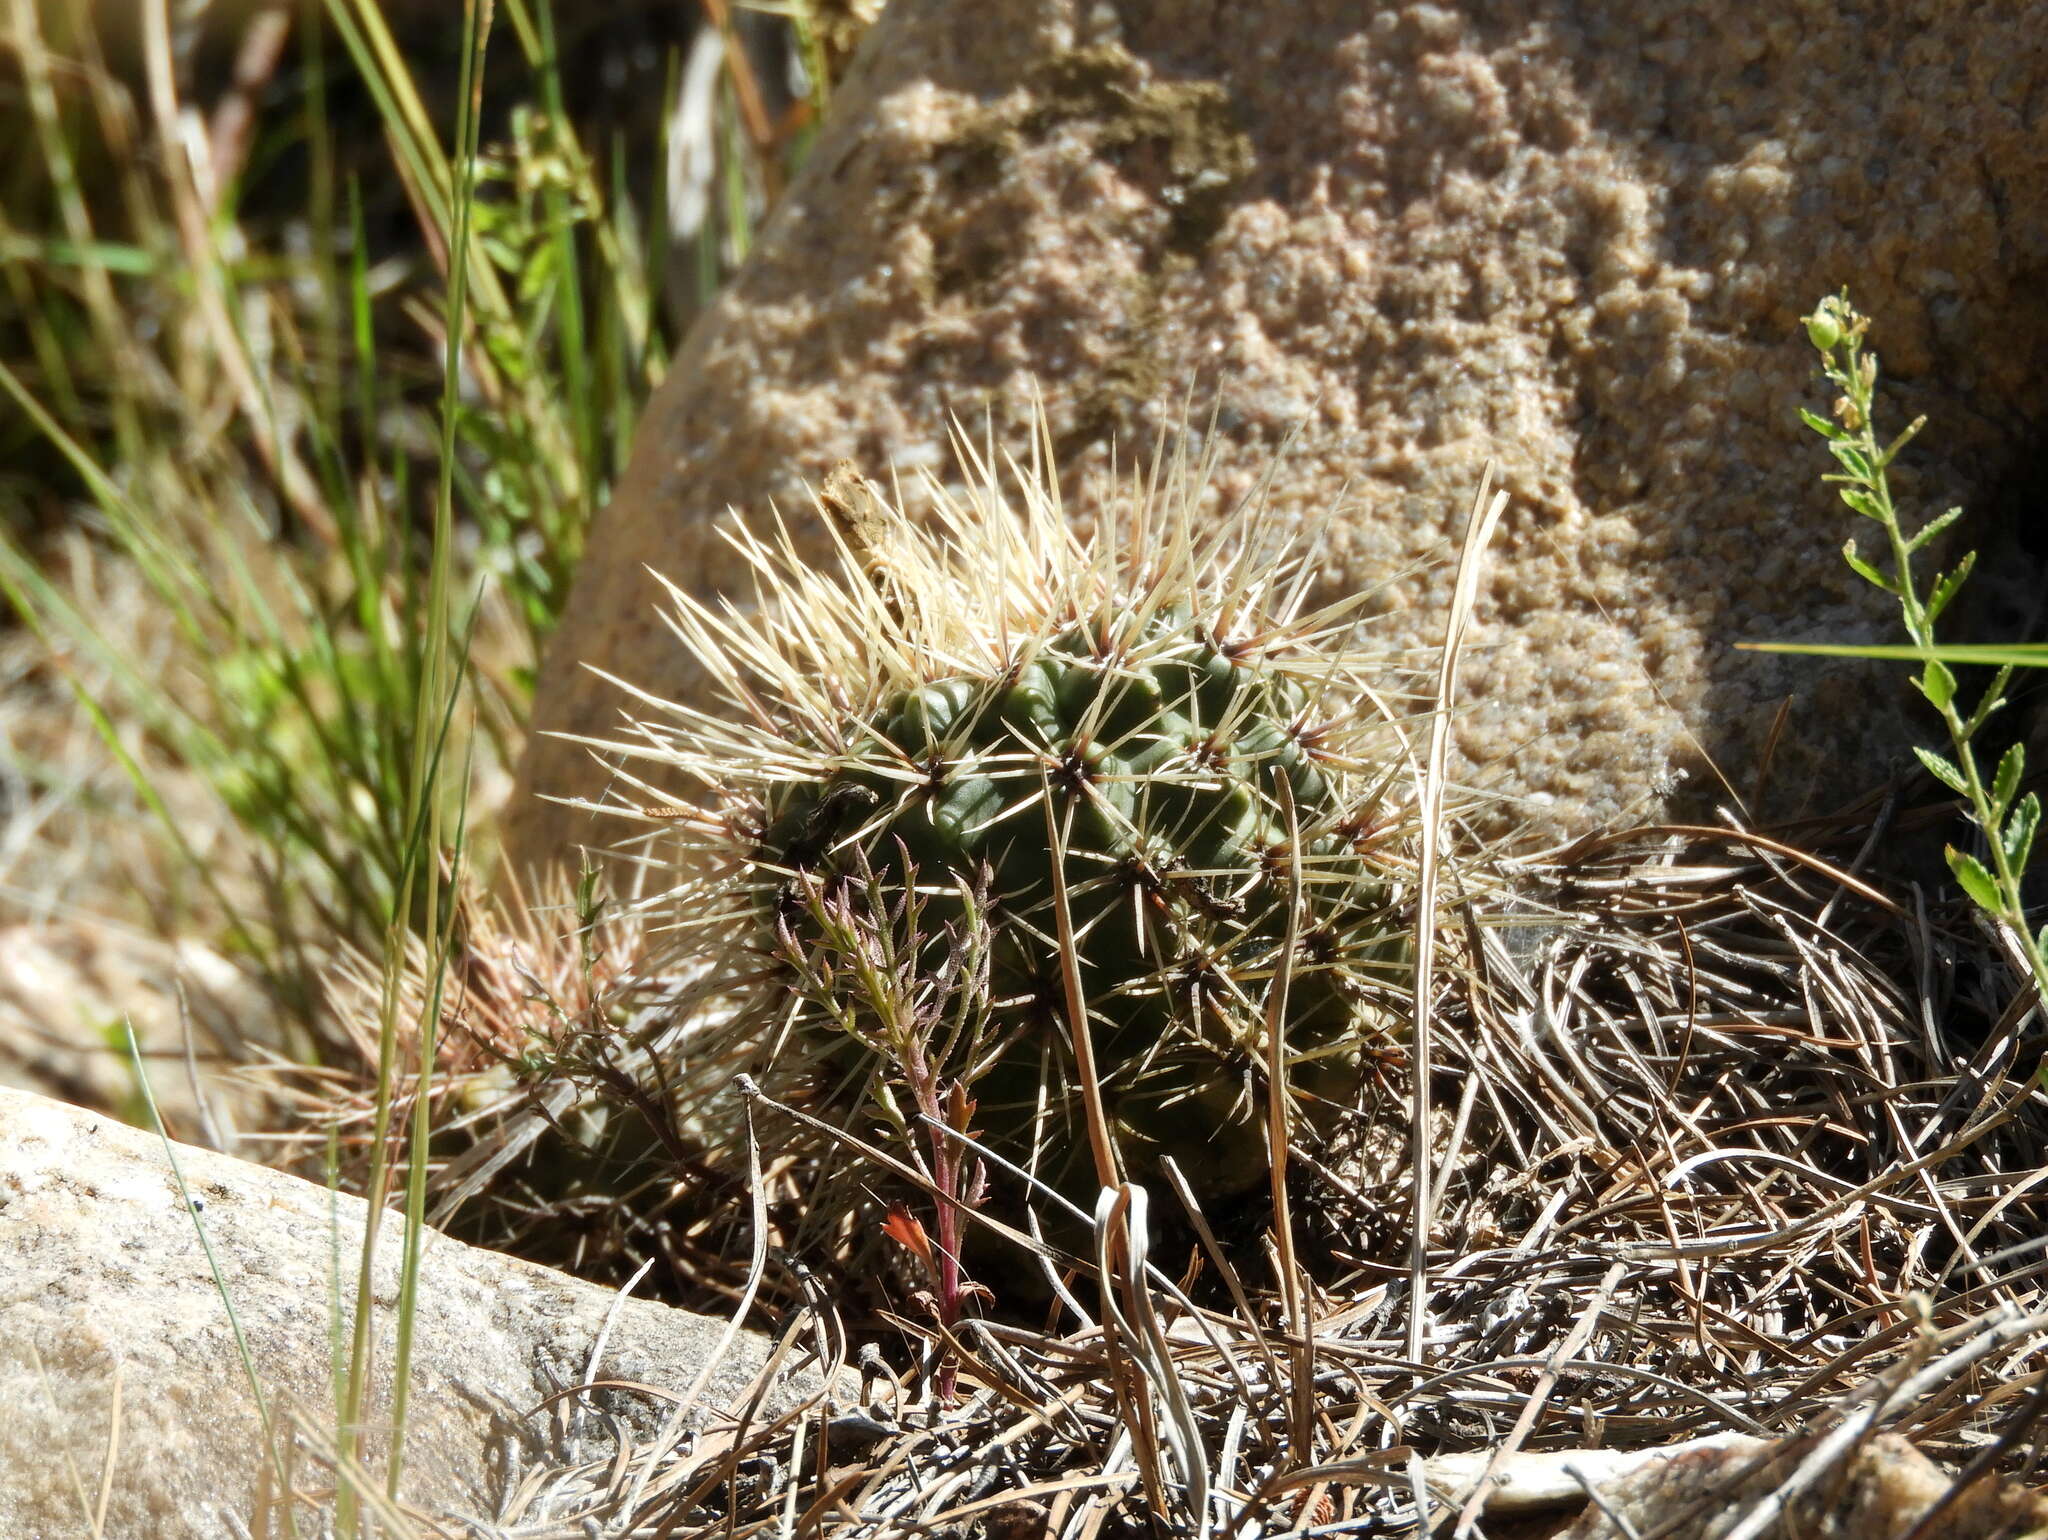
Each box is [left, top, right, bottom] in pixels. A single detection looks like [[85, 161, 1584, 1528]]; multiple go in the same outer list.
[[0, 1085, 832, 1539], [509, 0, 2048, 870]]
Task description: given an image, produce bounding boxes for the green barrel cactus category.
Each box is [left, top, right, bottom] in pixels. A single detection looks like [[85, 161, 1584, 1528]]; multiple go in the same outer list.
[[757, 601, 1402, 1200], [600, 445, 1419, 1227]]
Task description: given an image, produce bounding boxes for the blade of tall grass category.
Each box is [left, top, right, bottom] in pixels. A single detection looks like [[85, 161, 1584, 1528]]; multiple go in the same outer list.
[[140, 0, 332, 545], [506, 0, 596, 479], [8, 0, 137, 427], [125, 1019, 301, 1538], [335, 0, 494, 1513], [1741, 641, 2048, 668]]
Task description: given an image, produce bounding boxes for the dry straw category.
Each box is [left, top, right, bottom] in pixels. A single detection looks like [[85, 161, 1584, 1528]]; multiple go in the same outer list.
[[375, 414, 2048, 1536]]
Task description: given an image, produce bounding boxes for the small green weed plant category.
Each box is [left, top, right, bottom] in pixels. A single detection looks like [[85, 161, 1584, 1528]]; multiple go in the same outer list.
[[1757, 292, 2048, 1012]]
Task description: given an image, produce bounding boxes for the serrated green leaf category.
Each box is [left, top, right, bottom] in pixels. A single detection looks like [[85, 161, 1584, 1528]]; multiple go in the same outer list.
[[1799, 406, 1845, 440], [1839, 487, 1883, 519], [1829, 442, 1874, 480], [1946, 846, 2004, 913], [1915, 745, 1968, 793], [1927, 551, 1977, 624], [1916, 658, 1957, 709], [1994, 742, 2025, 817], [2004, 792, 2040, 876], [1841, 539, 1897, 593], [1963, 665, 2015, 738], [1904, 506, 1963, 555]]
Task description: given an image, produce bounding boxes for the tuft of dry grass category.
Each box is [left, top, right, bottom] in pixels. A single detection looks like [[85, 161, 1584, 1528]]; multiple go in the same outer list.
[[404, 804, 2048, 1537], [371, 417, 2048, 1530], [0, 0, 847, 1139]]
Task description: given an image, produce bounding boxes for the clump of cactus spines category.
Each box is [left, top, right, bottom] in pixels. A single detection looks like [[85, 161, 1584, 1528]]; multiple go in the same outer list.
[[589, 423, 1423, 1217]]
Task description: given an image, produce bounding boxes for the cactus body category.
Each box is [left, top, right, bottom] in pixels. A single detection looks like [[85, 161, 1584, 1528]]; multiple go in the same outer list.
[[760, 606, 1400, 1199], [605, 443, 1421, 1231]]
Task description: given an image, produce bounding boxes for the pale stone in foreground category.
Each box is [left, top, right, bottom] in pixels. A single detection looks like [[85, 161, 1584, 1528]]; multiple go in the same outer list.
[[0, 1085, 826, 1539], [0, 923, 274, 1138], [1550, 1431, 2048, 1539]]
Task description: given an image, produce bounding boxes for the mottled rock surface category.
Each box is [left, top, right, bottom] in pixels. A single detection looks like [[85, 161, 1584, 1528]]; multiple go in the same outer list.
[[0, 924, 273, 1140], [1418, 1432, 2048, 1534], [0, 1086, 830, 1539], [1553, 1431, 2048, 1539], [511, 0, 2048, 869]]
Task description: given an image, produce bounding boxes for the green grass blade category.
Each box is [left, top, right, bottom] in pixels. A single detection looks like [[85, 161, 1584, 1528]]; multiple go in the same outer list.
[[1738, 640, 2048, 668], [124, 1021, 298, 1536]]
